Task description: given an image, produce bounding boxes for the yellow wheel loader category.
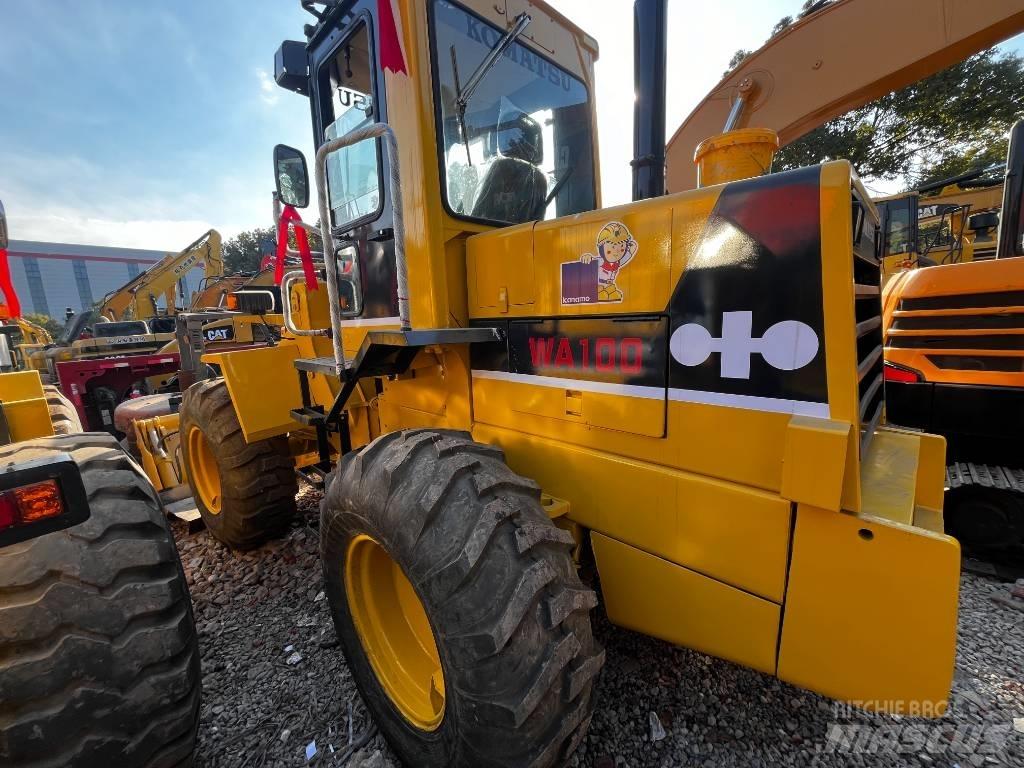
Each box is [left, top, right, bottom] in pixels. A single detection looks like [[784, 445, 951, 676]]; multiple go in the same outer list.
[[180, 0, 959, 764], [0, 205, 200, 767]]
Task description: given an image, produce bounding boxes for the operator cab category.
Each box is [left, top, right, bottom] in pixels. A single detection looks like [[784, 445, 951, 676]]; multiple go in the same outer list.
[[274, 0, 599, 323]]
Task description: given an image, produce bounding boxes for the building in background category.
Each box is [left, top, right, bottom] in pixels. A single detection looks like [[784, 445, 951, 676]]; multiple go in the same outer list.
[[5, 240, 206, 320]]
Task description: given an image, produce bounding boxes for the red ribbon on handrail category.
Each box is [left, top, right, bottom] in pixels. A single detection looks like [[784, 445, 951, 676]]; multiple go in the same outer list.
[[275, 204, 319, 290], [0, 248, 21, 318]]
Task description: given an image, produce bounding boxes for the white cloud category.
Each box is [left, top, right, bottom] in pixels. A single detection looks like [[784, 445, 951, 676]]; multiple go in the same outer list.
[[257, 69, 279, 106]]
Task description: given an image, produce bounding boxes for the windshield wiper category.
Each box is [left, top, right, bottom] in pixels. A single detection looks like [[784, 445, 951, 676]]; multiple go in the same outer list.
[[451, 12, 531, 166]]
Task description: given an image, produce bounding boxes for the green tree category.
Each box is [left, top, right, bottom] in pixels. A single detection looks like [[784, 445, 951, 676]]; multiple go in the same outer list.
[[223, 226, 276, 273], [774, 48, 1024, 188], [222, 223, 324, 273], [724, 48, 752, 77], [771, 16, 794, 36], [22, 313, 63, 337]]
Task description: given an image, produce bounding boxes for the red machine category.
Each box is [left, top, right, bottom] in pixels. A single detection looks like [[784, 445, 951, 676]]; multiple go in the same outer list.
[[56, 353, 180, 435]]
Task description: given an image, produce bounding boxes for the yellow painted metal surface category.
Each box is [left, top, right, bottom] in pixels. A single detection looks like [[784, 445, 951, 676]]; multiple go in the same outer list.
[[781, 416, 850, 512], [0, 370, 52, 441], [473, 424, 793, 602], [346, 534, 445, 731], [467, 222, 537, 312], [859, 429, 920, 526], [883, 256, 1024, 387], [778, 504, 959, 715], [133, 413, 185, 493], [693, 128, 780, 187], [592, 533, 780, 674], [0, 370, 45, 402], [205, 343, 304, 443], [467, 193, 676, 319], [187, 425, 222, 514]]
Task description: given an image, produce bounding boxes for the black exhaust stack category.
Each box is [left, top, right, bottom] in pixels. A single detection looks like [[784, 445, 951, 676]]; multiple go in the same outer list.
[[631, 0, 668, 201], [997, 121, 1024, 259]]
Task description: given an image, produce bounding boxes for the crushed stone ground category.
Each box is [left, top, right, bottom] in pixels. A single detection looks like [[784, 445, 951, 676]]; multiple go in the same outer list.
[[171, 487, 1024, 767]]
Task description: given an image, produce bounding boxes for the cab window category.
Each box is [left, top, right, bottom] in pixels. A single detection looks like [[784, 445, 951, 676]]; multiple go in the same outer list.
[[882, 198, 916, 257], [430, 0, 596, 225], [321, 22, 381, 228], [93, 321, 148, 338]]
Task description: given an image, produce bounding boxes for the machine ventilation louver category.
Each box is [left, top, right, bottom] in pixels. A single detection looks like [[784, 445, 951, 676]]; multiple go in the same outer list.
[[889, 288, 1024, 369], [853, 198, 884, 451]]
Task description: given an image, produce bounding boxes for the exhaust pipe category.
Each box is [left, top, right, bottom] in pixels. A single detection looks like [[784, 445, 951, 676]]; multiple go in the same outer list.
[[631, 0, 667, 201], [997, 120, 1024, 259]]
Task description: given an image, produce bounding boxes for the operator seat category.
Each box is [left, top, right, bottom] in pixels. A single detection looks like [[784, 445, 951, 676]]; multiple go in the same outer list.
[[471, 112, 547, 224]]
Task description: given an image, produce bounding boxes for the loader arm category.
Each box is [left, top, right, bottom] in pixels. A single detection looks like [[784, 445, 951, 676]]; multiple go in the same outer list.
[[666, 0, 1024, 192]]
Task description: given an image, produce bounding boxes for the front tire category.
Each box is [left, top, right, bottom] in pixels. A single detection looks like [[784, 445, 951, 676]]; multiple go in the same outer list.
[[0, 433, 200, 767], [180, 379, 297, 550], [321, 430, 604, 768], [42, 384, 82, 435]]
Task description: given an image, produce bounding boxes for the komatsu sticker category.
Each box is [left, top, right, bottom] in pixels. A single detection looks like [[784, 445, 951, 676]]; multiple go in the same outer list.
[[670, 311, 819, 379], [561, 221, 638, 305]]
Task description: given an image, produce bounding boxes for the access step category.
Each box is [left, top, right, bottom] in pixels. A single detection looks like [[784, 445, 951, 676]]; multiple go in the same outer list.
[[294, 356, 355, 376]]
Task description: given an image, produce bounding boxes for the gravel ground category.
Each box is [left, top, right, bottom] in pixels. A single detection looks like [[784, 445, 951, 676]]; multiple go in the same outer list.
[[172, 487, 1024, 768]]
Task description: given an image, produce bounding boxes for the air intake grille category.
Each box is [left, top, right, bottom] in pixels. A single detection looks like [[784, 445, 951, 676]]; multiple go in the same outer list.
[[853, 201, 884, 449]]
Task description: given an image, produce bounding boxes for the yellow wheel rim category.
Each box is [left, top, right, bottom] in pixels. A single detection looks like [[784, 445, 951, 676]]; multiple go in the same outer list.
[[345, 535, 445, 731], [187, 426, 221, 515]]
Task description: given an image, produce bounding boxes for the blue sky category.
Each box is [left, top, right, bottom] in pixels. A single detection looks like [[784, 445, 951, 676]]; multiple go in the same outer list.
[[1, 1, 1022, 250]]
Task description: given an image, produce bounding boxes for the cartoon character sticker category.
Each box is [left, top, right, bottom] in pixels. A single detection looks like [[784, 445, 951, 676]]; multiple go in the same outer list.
[[560, 221, 638, 305]]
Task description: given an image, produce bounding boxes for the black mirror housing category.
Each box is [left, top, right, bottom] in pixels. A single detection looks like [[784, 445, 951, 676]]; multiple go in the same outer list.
[[274, 144, 310, 209], [275, 40, 309, 96]]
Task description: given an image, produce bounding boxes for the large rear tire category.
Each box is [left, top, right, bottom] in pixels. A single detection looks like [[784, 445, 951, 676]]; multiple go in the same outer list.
[[180, 378, 297, 550], [321, 429, 604, 768], [0, 433, 200, 767], [42, 384, 82, 435]]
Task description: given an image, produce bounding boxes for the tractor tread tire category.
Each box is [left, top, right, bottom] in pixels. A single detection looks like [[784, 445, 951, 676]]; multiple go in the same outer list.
[[42, 384, 82, 435], [321, 429, 603, 768], [0, 433, 200, 768], [180, 378, 297, 550]]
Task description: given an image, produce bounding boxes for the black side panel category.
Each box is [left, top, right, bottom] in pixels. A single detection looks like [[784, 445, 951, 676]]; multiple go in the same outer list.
[[507, 316, 668, 388], [887, 380, 1024, 465], [666, 165, 828, 406]]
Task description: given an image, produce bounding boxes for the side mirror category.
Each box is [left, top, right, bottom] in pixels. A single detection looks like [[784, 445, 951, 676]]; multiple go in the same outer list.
[[0, 199, 8, 250], [273, 144, 310, 208]]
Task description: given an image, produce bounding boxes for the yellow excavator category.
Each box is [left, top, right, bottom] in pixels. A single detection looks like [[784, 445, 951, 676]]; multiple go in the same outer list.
[[875, 166, 1004, 282], [665, 0, 1024, 562], [98, 229, 224, 322], [7, 317, 53, 371]]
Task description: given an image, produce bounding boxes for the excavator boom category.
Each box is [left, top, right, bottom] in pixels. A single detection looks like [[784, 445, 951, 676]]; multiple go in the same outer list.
[[99, 229, 224, 321], [666, 0, 1024, 192]]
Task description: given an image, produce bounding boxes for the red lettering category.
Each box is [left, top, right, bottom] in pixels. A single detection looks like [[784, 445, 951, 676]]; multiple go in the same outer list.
[[528, 337, 554, 367], [595, 337, 616, 371], [620, 338, 643, 375], [554, 337, 574, 367]]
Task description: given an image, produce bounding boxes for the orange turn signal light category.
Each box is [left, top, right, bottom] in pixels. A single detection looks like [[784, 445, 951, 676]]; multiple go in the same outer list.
[[0, 480, 65, 530], [225, 294, 240, 310]]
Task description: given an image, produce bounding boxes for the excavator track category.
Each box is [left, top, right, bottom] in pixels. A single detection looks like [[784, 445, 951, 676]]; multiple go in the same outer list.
[[945, 463, 1024, 574]]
